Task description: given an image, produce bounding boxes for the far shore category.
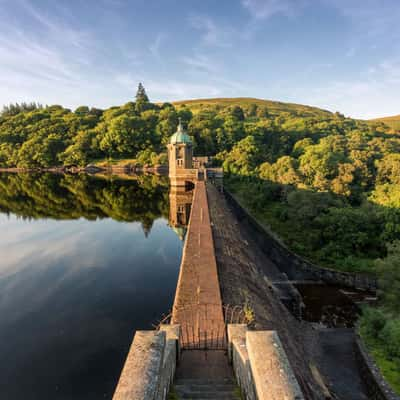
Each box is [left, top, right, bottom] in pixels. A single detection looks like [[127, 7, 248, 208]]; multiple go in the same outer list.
[[0, 164, 168, 175]]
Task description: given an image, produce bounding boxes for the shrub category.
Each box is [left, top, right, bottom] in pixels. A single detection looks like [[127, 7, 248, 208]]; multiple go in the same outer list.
[[359, 307, 386, 340], [380, 319, 400, 359]]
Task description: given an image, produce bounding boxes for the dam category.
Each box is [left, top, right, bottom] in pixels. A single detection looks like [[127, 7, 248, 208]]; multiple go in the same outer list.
[[112, 121, 306, 400], [110, 120, 396, 400]]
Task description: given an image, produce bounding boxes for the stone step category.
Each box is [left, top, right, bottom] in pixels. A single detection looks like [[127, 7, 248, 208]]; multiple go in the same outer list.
[[174, 379, 239, 400], [175, 378, 235, 385], [175, 384, 237, 392], [176, 393, 238, 400], [177, 397, 238, 400]]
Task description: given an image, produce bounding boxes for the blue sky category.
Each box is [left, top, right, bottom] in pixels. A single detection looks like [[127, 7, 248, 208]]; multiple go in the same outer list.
[[0, 0, 399, 119]]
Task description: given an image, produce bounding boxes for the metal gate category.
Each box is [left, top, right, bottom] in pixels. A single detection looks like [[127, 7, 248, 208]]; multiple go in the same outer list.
[[156, 304, 249, 350]]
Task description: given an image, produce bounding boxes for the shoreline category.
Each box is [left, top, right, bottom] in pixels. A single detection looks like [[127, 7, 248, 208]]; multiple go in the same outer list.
[[0, 164, 168, 175]]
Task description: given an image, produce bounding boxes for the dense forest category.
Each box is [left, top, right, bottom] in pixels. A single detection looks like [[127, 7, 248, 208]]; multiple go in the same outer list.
[[0, 85, 399, 390]]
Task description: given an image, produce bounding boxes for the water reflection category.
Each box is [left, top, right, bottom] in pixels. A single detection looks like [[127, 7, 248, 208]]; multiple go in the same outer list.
[[0, 172, 186, 400], [168, 183, 194, 241]]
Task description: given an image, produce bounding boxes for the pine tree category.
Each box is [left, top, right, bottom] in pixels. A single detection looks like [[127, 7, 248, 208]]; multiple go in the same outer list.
[[136, 82, 149, 103]]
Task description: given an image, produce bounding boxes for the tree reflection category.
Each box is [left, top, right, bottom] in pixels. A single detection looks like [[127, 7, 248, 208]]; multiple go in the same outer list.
[[0, 173, 170, 235]]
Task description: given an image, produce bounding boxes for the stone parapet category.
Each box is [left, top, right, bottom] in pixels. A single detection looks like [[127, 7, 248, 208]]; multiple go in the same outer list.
[[113, 325, 180, 400], [247, 331, 304, 400], [354, 335, 400, 400], [157, 325, 181, 400], [228, 324, 257, 400], [228, 324, 304, 400]]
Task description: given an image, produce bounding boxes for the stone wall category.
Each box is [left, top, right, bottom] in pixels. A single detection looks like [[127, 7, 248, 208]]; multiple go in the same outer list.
[[112, 325, 180, 400], [227, 324, 304, 400], [224, 189, 377, 291], [228, 324, 257, 400], [157, 325, 181, 400], [354, 335, 400, 400]]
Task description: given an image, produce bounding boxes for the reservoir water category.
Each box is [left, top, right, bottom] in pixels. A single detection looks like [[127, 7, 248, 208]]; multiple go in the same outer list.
[[0, 172, 183, 399]]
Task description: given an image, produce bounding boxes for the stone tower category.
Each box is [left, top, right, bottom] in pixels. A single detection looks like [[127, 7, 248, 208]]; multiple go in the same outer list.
[[167, 119, 193, 180]]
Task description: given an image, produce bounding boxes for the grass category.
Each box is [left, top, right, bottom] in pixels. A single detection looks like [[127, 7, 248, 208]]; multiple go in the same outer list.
[[167, 386, 179, 400], [234, 386, 244, 399], [359, 332, 400, 394], [172, 97, 333, 118], [370, 114, 400, 132]]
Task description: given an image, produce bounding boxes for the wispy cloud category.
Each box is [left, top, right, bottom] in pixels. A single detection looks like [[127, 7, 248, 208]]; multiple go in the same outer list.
[[181, 54, 219, 74], [149, 32, 166, 60], [19, 0, 92, 50], [345, 47, 356, 57], [114, 73, 136, 88], [303, 58, 400, 119], [189, 14, 233, 48], [241, 0, 307, 19], [0, 0, 109, 108]]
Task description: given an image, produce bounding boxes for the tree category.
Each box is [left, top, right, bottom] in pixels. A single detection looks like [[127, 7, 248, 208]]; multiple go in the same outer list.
[[136, 82, 149, 103], [376, 242, 400, 314], [223, 135, 263, 176], [60, 130, 100, 166], [247, 103, 258, 117], [157, 107, 179, 144], [100, 115, 138, 157], [375, 154, 400, 185], [74, 106, 90, 116], [259, 156, 301, 185], [17, 133, 65, 168], [315, 205, 383, 260], [1, 102, 43, 117], [370, 184, 400, 208], [331, 163, 356, 196], [299, 136, 347, 188], [230, 106, 245, 121]]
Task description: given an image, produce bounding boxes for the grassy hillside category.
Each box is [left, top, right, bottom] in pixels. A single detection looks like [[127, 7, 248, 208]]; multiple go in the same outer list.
[[172, 97, 333, 117], [371, 115, 400, 132]]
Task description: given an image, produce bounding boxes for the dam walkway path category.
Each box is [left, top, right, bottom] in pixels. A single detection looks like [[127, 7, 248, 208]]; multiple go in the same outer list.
[[170, 180, 238, 399]]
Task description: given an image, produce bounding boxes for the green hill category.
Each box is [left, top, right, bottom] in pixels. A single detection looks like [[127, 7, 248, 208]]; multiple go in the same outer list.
[[172, 97, 333, 117], [371, 115, 400, 132]]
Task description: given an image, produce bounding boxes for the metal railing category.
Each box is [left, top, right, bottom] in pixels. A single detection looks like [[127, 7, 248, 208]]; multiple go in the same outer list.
[[155, 304, 249, 350]]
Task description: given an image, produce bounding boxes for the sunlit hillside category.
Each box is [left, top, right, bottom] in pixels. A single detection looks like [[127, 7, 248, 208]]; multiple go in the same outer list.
[[371, 115, 400, 132], [172, 97, 333, 118]]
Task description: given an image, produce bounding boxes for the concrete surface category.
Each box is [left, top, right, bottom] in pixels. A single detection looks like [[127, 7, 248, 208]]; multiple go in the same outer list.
[[172, 181, 225, 349], [112, 331, 165, 400], [247, 330, 304, 400]]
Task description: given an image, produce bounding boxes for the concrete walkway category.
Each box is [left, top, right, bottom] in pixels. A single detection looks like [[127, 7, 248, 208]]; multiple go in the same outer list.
[[171, 181, 225, 349]]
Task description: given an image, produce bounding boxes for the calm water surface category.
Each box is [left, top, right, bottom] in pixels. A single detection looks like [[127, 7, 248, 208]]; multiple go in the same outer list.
[[0, 173, 183, 399]]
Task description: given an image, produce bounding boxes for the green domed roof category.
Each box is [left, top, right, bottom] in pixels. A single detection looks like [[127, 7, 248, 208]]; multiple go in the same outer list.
[[170, 120, 192, 144]]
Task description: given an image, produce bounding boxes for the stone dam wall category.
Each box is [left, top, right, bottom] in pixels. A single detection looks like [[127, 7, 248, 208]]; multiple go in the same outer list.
[[224, 189, 377, 291], [354, 335, 400, 400]]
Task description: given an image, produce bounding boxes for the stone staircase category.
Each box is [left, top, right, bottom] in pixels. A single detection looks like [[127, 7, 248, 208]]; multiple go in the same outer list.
[[170, 350, 240, 400], [174, 377, 239, 399]]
